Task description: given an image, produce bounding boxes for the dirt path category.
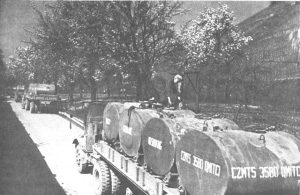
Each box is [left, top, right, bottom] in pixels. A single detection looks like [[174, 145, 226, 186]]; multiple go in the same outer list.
[[0, 101, 95, 195]]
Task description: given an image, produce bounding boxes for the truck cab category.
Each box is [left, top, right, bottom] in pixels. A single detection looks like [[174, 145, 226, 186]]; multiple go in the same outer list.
[[83, 102, 108, 151], [15, 85, 25, 102], [73, 101, 109, 173]]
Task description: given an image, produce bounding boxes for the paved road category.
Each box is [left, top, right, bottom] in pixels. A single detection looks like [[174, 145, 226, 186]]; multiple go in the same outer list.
[[1, 100, 95, 195]]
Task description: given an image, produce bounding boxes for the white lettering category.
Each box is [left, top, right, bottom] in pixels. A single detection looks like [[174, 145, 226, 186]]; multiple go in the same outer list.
[[231, 167, 256, 179], [122, 125, 132, 135], [232, 166, 300, 179], [204, 161, 221, 177], [148, 137, 162, 150], [106, 117, 111, 125], [181, 150, 191, 164], [193, 156, 203, 169]]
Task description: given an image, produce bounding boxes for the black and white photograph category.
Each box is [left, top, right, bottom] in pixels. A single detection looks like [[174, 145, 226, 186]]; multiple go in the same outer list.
[[1, 1, 300, 195]]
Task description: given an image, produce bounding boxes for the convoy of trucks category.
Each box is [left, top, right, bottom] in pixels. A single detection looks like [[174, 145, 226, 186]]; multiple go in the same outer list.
[[11, 85, 300, 195], [69, 101, 300, 195]]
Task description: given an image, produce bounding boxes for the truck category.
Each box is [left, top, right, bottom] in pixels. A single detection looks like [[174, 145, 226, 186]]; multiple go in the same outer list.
[[69, 100, 300, 195], [22, 83, 61, 114], [14, 85, 25, 102], [71, 101, 188, 195]]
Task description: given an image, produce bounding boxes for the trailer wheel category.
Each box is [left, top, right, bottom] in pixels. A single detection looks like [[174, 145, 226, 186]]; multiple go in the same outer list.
[[110, 169, 124, 195], [93, 160, 111, 195], [30, 102, 36, 113], [75, 145, 89, 173], [25, 100, 30, 110], [35, 103, 39, 113]]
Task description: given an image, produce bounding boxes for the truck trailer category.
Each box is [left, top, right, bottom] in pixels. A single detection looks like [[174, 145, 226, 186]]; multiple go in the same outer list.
[[22, 83, 61, 113], [69, 101, 300, 195]]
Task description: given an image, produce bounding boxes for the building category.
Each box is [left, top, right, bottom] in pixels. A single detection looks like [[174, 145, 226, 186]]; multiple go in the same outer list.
[[239, 1, 300, 80], [238, 1, 300, 108]]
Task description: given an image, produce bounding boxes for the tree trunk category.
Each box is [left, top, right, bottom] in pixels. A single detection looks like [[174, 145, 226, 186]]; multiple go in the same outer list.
[[69, 83, 75, 106], [141, 73, 150, 100], [136, 84, 141, 101], [135, 75, 143, 101], [90, 84, 97, 101], [225, 84, 231, 103], [212, 79, 218, 103], [106, 80, 111, 98], [79, 82, 83, 99]]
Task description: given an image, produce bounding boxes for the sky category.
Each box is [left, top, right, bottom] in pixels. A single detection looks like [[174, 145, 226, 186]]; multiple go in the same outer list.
[[0, 1, 270, 63]]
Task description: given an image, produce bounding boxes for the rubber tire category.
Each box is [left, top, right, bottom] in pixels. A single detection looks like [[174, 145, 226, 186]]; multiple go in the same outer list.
[[35, 103, 39, 113], [75, 145, 89, 173], [25, 100, 30, 110], [30, 102, 36, 113], [93, 160, 111, 195], [110, 169, 124, 195], [21, 101, 25, 109], [51, 102, 58, 114]]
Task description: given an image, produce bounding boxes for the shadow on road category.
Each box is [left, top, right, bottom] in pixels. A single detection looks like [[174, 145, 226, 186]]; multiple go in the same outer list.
[[0, 102, 66, 195]]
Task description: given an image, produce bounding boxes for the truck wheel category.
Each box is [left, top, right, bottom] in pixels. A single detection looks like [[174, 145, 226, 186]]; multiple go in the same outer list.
[[110, 169, 124, 195], [75, 145, 89, 173], [30, 102, 36, 113], [35, 103, 40, 113], [50, 102, 58, 114], [93, 160, 111, 195], [26, 100, 30, 110]]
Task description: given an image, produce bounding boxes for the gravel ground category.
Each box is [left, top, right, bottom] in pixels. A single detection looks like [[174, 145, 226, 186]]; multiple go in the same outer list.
[[0, 100, 96, 195]]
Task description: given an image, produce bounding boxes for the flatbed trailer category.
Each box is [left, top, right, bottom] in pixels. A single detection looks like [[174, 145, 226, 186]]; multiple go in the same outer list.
[[23, 94, 61, 113], [85, 140, 181, 195], [68, 101, 183, 195], [22, 83, 61, 113], [68, 100, 300, 195]]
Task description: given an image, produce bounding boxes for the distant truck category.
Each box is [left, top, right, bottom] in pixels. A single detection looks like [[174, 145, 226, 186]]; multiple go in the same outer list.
[[22, 83, 61, 113], [14, 85, 25, 102]]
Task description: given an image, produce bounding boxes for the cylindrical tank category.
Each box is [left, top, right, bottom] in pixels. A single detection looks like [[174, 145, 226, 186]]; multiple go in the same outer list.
[[176, 130, 300, 195], [103, 102, 140, 142], [142, 117, 239, 176], [29, 83, 56, 95], [119, 108, 195, 157]]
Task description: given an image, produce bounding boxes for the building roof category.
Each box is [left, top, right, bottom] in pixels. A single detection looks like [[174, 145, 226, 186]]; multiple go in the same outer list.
[[238, 2, 299, 41]]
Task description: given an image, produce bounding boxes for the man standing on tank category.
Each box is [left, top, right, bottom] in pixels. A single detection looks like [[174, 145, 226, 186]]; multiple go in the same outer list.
[[150, 72, 183, 109]]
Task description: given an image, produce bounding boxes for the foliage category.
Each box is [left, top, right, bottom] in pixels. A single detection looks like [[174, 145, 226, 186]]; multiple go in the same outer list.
[[6, 1, 187, 100], [181, 4, 252, 68], [100, 1, 187, 100], [0, 49, 6, 91], [181, 3, 253, 102]]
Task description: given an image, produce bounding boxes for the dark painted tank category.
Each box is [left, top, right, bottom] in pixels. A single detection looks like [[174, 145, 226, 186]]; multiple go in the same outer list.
[[119, 108, 195, 157], [176, 130, 300, 195], [103, 102, 140, 142], [28, 83, 56, 95], [142, 117, 239, 176]]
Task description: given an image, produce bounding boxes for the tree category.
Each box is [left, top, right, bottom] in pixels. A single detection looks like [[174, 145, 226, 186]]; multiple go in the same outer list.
[[43, 1, 120, 100], [9, 1, 186, 101], [0, 49, 6, 93], [181, 3, 252, 102], [22, 2, 108, 100], [101, 1, 187, 100]]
